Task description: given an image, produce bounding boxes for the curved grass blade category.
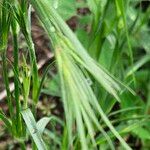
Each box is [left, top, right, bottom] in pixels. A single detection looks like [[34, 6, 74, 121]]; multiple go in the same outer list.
[[36, 61, 55, 101], [21, 108, 47, 150], [97, 119, 148, 145], [126, 54, 150, 77], [37, 117, 53, 134], [0, 109, 12, 133]]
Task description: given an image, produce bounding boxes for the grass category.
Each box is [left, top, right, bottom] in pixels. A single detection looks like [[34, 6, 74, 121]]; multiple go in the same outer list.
[[0, 0, 150, 149]]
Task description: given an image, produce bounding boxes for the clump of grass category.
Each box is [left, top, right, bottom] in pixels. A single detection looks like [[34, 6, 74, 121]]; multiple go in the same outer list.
[[30, 0, 132, 149], [0, 0, 150, 149]]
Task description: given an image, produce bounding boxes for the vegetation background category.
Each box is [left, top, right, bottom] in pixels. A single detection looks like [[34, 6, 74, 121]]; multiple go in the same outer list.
[[0, 0, 150, 149]]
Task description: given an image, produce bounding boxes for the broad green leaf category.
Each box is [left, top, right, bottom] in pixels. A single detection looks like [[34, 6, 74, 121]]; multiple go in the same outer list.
[[49, 0, 76, 20], [133, 127, 150, 140]]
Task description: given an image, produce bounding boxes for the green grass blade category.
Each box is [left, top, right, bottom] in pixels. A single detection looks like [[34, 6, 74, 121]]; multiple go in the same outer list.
[[0, 109, 12, 133], [21, 108, 47, 150], [2, 52, 14, 119], [126, 54, 150, 77], [115, 0, 135, 82], [37, 117, 53, 134], [11, 18, 22, 137], [12, 2, 39, 104], [36, 61, 55, 101]]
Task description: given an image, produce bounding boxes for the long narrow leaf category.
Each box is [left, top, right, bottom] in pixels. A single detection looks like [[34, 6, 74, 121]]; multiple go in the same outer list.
[[21, 108, 47, 150]]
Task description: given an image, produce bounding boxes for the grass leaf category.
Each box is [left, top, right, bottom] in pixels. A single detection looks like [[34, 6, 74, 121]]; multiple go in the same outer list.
[[21, 108, 47, 150]]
